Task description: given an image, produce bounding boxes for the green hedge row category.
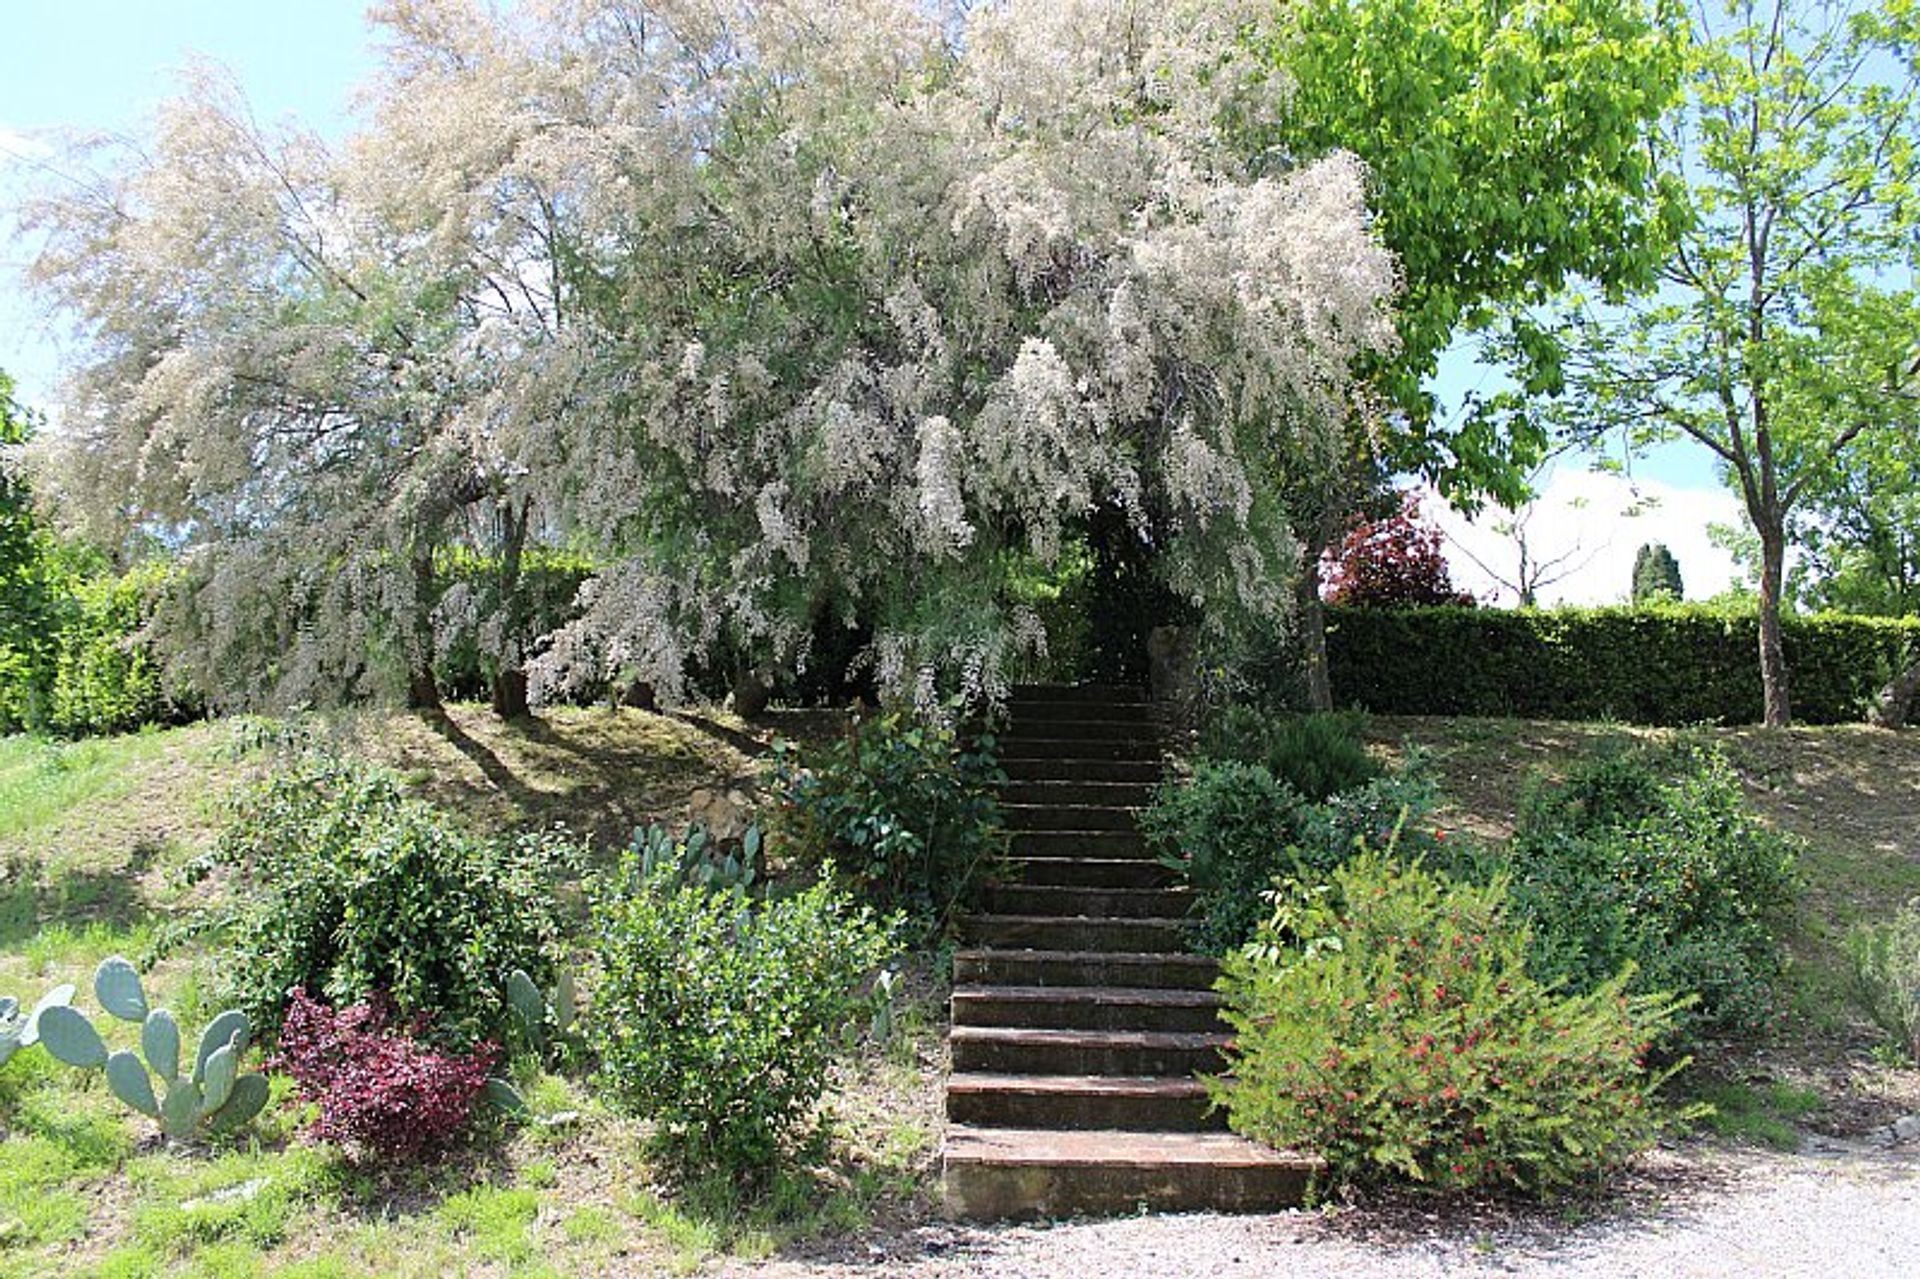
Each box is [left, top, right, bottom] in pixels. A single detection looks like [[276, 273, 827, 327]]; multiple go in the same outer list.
[[1327, 605, 1920, 725]]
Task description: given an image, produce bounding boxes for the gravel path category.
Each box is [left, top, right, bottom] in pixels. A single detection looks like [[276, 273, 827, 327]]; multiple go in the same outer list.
[[725, 1144, 1920, 1279]]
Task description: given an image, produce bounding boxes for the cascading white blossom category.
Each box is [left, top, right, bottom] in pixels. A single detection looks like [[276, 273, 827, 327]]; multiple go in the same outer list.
[[23, 0, 1399, 714]]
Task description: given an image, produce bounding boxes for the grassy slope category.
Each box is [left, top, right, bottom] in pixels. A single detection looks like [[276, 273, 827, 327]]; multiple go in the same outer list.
[[4, 710, 1915, 1275], [1367, 715, 1920, 1140], [1, 706, 939, 1279]]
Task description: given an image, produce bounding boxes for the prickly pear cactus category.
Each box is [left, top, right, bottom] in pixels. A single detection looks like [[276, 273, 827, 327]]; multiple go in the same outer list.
[[47, 957, 272, 1140], [0, 984, 76, 1068]]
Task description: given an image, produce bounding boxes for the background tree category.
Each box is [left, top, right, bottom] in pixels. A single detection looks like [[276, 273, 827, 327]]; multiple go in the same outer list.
[[1632, 542, 1686, 603], [1547, 0, 1920, 725], [1322, 491, 1476, 609], [0, 369, 63, 728]]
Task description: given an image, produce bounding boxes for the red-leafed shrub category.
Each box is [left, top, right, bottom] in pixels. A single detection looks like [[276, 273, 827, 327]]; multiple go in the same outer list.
[[1322, 491, 1475, 609], [271, 988, 499, 1160]]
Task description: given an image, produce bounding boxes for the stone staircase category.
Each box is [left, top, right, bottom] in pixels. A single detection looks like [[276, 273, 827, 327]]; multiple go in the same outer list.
[[940, 683, 1318, 1219]]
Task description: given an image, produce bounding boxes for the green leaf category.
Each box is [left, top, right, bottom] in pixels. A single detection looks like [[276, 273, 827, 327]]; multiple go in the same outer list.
[[94, 956, 148, 1023]]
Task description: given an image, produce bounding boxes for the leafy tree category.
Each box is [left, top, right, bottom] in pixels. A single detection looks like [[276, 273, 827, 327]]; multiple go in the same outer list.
[[1632, 542, 1686, 603], [1322, 491, 1476, 608], [0, 371, 65, 730], [1548, 0, 1920, 725], [1242, 0, 1687, 703]]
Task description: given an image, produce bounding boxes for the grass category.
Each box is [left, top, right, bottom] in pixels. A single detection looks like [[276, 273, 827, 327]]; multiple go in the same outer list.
[[5, 706, 1916, 1274]]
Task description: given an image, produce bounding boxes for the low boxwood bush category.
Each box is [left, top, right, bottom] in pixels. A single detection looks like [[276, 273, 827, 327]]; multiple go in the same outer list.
[[770, 707, 1004, 937], [1199, 707, 1382, 801], [190, 754, 573, 1046], [1848, 900, 1920, 1064], [1143, 757, 1465, 954], [1499, 739, 1800, 1046], [586, 854, 894, 1179], [1326, 604, 1920, 725], [1214, 849, 1684, 1194]]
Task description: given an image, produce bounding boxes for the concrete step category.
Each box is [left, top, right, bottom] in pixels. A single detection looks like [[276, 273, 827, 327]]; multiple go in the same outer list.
[[952, 985, 1223, 1033], [1010, 683, 1152, 706], [1000, 780, 1158, 808], [1000, 803, 1139, 833], [953, 949, 1219, 991], [949, 1025, 1229, 1076], [942, 1126, 1318, 1219], [1005, 857, 1175, 889], [1001, 758, 1163, 785], [958, 914, 1188, 953], [982, 883, 1191, 920], [1010, 830, 1151, 859], [999, 737, 1164, 762], [945, 1073, 1224, 1131]]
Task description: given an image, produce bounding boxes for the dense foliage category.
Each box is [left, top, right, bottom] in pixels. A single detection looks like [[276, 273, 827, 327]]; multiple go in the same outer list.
[[1501, 739, 1800, 1044], [1631, 543, 1684, 603], [200, 754, 571, 1045], [586, 855, 893, 1177], [1848, 901, 1920, 1065], [1327, 604, 1920, 725], [1321, 493, 1476, 609], [272, 988, 502, 1161], [1198, 707, 1383, 802], [1143, 756, 1456, 954], [1214, 850, 1683, 1194], [771, 711, 1005, 936]]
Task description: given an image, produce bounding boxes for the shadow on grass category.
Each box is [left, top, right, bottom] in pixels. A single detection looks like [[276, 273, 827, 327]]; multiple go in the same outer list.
[[0, 841, 158, 951]]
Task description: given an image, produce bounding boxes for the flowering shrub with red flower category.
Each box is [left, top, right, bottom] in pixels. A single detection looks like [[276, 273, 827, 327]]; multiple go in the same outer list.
[[271, 988, 500, 1161], [1213, 848, 1686, 1194]]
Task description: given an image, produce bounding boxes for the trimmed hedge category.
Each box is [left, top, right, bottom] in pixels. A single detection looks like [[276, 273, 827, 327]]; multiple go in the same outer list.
[[1327, 605, 1920, 725]]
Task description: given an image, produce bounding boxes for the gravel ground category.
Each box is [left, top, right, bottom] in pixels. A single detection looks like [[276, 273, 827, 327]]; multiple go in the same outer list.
[[724, 1144, 1920, 1279]]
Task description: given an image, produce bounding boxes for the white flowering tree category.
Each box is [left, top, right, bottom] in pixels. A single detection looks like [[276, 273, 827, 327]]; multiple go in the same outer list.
[[24, 0, 1399, 714]]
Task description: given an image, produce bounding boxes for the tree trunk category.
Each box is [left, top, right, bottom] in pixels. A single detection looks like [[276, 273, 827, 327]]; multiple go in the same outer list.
[[490, 498, 532, 720], [1874, 658, 1920, 730], [406, 549, 442, 711], [1297, 555, 1333, 712], [1757, 520, 1792, 728]]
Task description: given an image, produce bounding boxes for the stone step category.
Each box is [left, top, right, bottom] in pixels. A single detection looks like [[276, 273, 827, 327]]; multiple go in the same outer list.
[[1000, 780, 1158, 808], [1010, 830, 1151, 859], [1000, 804, 1139, 833], [949, 1025, 1229, 1076], [1002, 718, 1162, 746], [942, 1126, 1318, 1219], [958, 914, 1188, 953], [1005, 857, 1175, 889], [1001, 758, 1164, 785], [982, 883, 1192, 920], [953, 948, 1219, 991], [945, 1073, 1223, 1131], [952, 985, 1223, 1033], [1004, 699, 1160, 727], [1010, 683, 1152, 705], [998, 737, 1164, 762]]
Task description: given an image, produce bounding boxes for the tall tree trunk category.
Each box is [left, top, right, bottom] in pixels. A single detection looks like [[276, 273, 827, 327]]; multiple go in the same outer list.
[[406, 548, 442, 711], [490, 498, 531, 720], [1297, 554, 1333, 712], [1874, 657, 1920, 730], [1757, 519, 1792, 728]]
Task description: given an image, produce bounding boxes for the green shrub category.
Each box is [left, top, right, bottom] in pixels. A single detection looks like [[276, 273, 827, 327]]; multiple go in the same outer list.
[[1143, 757, 1463, 954], [586, 855, 894, 1178], [1325, 604, 1920, 725], [1214, 849, 1684, 1194], [1199, 707, 1382, 801], [193, 754, 572, 1046], [1501, 739, 1800, 1045], [1848, 901, 1920, 1064], [770, 708, 1004, 936]]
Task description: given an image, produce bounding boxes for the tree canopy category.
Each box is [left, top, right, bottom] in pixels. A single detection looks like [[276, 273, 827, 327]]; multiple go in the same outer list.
[[1545, 0, 1920, 725]]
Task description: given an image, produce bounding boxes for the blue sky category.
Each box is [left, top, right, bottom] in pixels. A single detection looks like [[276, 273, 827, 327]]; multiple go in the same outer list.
[[0, 2, 1741, 603]]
